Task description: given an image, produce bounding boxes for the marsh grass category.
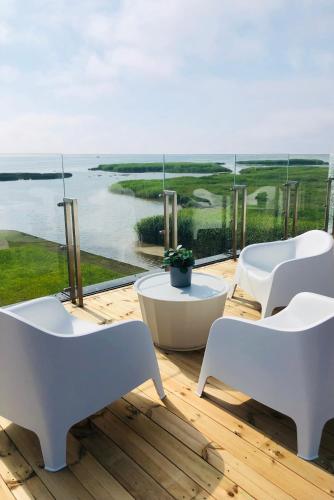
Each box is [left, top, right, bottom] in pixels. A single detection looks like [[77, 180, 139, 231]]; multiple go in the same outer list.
[[132, 166, 328, 257], [92, 162, 230, 173]]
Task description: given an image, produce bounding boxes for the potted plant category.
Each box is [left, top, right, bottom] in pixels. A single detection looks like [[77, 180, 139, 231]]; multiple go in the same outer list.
[[163, 245, 195, 288]]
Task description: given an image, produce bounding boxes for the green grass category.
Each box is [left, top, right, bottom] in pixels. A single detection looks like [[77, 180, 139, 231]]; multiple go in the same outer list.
[[91, 162, 230, 173], [236, 159, 328, 166], [0, 231, 144, 306]]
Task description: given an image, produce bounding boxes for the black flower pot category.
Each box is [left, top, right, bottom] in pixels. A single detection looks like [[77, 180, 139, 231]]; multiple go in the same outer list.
[[170, 266, 192, 288]]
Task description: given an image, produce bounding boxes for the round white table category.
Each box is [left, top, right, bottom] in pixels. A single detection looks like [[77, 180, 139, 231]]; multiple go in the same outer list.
[[134, 272, 229, 351]]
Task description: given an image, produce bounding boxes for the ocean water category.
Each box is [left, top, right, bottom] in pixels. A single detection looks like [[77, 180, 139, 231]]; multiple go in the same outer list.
[[0, 154, 329, 269]]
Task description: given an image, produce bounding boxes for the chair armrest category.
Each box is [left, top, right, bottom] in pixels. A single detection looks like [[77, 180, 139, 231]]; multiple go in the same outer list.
[[240, 239, 295, 273], [13, 319, 160, 428], [268, 292, 334, 328], [268, 250, 334, 308], [202, 316, 330, 416]]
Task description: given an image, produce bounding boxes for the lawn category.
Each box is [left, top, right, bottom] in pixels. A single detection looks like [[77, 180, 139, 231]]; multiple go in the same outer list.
[[0, 230, 144, 306]]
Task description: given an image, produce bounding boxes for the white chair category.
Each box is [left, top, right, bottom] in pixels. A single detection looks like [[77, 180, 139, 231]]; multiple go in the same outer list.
[[197, 292, 334, 460], [230, 230, 334, 318], [0, 296, 165, 471]]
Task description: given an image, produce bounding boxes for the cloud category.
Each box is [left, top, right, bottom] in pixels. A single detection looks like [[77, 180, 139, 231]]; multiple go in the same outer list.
[[0, 0, 333, 152], [0, 22, 11, 44], [0, 113, 100, 152], [0, 64, 18, 83]]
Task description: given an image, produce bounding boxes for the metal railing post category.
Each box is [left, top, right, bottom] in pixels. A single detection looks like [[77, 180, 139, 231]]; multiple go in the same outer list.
[[63, 201, 76, 303], [58, 198, 83, 306], [232, 187, 238, 261], [71, 199, 83, 307], [163, 192, 170, 250], [283, 181, 299, 239], [291, 181, 299, 237], [172, 191, 178, 249], [241, 186, 247, 250], [231, 185, 247, 261], [162, 190, 178, 251], [324, 177, 334, 232], [283, 182, 291, 240]]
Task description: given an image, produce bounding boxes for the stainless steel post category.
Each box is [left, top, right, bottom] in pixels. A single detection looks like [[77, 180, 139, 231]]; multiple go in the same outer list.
[[163, 190, 178, 251], [231, 185, 247, 261], [63, 201, 76, 303], [172, 191, 178, 249], [283, 181, 299, 239], [324, 178, 334, 232], [240, 186, 247, 250], [231, 187, 238, 261], [283, 182, 291, 240], [291, 181, 299, 237], [71, 199, 83, 307], [59, 198, 83, 306], [163, 192, 170, 251]]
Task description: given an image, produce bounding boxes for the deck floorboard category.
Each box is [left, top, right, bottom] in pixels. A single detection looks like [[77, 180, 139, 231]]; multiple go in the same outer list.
[[1, 260, 333, 499]]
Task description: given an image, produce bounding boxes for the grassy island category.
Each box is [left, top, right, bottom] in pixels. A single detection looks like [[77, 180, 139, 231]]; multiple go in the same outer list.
[[90, 162, 230, 174], [0, 172, 72, 181], [111, 165, 328, 258], [236, 159, 328, 166], [0, 230, 144, 306]]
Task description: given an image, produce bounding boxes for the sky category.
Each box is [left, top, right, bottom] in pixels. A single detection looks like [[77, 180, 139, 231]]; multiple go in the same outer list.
[[0, 0, 333, 153]]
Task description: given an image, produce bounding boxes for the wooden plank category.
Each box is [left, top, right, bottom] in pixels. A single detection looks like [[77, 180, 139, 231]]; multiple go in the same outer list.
[[90, 409, 212, 499], [0, 475, 14, 500], [153, 352, 334, 497], [63, 259, 334, 499], [160, 349, 334, 466], [127, 393, 328, 498], [109, 397, 290, 500], [0, 417, 94, 500], [0, 426, 54, 499], [67, 432, 134, 500], [19, 475, 54, 500], [105, 400, 252, 499], [133, 379, 333, 499], [77, 427, 174, 500]]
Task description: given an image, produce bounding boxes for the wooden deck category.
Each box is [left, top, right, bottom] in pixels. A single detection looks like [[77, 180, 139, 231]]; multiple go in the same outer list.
[[1, 260, 334, 499]]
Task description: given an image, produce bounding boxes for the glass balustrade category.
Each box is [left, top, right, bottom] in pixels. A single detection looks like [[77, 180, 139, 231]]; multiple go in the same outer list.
[[287, 154, 330, 236], [61, 154, 165, 291], [163, 154, 236, 260], [236, 154, 289, 249], [0, 154, 67, 306], [0, 152, 331, 307]]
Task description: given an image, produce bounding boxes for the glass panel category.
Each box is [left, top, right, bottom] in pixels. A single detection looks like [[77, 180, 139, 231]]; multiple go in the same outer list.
[[163, 154, 236, 260], [287, 154, 330, 236], [236, 154, 289, 247], [62, 154, 165, 288], [0, 154, 67, 305]]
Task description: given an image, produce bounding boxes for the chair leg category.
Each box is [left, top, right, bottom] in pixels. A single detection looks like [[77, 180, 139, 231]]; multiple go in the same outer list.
[[39, 428, 68, 472], [153, 376, 166, 400], [228, 283, 237, 299], [295, 417, 324, 460], [196, 370, 208, 397]]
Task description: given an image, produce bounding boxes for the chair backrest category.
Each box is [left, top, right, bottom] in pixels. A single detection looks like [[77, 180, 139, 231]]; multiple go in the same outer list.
[[294, 230, 333, 259], [7, 297, 75, 334]]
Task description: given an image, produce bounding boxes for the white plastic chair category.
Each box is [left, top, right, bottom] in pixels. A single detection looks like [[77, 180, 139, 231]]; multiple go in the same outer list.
[[197, 292, 334, 460], [230, 230, 334, 318], [0, 296, 165, 471]]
